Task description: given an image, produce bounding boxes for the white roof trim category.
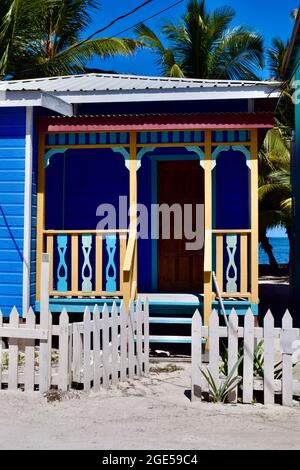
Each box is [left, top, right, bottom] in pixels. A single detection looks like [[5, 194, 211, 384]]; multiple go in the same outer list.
[[53, 85, 281, 104], [0, 90, 73, 116], [0, 73, 281, 105]]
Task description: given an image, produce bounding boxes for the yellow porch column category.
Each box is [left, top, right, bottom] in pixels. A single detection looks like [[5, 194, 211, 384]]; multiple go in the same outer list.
[[203, 130, 213, 326], [36, 132, 46, 301], [250, 129, 259, 303], [123, 131, 138, 306]]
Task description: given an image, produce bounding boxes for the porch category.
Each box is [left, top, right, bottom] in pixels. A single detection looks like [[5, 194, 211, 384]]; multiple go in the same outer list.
[[35, 115, 260, 329]]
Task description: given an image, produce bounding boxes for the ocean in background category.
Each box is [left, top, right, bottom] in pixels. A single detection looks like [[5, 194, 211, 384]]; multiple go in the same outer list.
[[259, 237, 289, 265]]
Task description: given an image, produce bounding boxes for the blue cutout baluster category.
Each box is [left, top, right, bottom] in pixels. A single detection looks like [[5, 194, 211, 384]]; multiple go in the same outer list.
[[226, 235, 238, 293], [81, 234, 92, 292], [105, 235, 117, 292], [57, 235, 68, 291]]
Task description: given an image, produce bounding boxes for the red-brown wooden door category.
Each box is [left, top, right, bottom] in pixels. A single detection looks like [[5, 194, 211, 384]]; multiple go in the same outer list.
[[157, 160, 204, 292]]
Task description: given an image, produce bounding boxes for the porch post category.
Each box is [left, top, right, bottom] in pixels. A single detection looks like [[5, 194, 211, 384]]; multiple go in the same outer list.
[[36, 132, 46, 302], [203, 130, 213, 326], [250, 129, 259, 303], [123, 131, 138, 306]]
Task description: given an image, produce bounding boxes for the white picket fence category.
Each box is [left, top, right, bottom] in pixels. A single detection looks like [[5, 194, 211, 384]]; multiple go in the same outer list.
[[72, 300, 149, 392], [0, 254, 149, 393], [192, 309, 300, 406]]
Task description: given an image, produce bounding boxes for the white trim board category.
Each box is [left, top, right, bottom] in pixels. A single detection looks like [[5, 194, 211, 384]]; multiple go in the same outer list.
[[22, 106, 33, 315]]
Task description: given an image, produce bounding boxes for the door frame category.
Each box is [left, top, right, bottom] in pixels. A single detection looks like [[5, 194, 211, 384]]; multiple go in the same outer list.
[[150, 154, 202, 291]]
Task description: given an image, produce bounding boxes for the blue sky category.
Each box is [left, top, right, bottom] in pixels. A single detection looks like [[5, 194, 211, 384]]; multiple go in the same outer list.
[[86, 0, 298, 77], [86, 0, 297, 237]]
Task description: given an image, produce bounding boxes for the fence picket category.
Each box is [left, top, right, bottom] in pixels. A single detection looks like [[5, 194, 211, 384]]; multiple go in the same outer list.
[[83, 307, 91, 392], [102, 304, 110, 388], [227, 309, 239, 403], [39, 254, 51, 393], [92, 305, 101, 391], [143, 298, 150, 375], [120, 302, 127, 382], [191, 310, 202, 400], [72, 323, 82, 383], [136, 299, 143, 377], [243, 309, 254, 403], [24, 308, 36, 392], [8, 307, 19, 390], [58, 309, 69, 392], [264, 310, 275, 405], [209, 310, 220, 387], [281, 310, 294, 406], [128, 302, 135, 379], [111, 302, 119, 385]]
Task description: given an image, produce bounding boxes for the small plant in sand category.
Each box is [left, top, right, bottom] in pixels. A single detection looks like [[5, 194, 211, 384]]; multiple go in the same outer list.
[[150, 363, 184, 374], [201, 356, 243, 403]]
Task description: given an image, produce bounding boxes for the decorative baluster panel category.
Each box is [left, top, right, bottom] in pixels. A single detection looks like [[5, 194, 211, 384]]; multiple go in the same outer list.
[[105, 235, 117, 292], [226, 234, 238, 293], [81, 234, 93, 292], [57, 235, 68, 292]]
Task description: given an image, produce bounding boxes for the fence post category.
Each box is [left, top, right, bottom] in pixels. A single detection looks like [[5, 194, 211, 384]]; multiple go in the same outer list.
[[58, 308, 69, 392], [191, 309, 202, 400], [39, 253, 51, 393]]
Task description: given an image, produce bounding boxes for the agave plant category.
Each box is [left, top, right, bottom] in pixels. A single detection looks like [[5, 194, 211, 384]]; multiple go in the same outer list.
[[201, 356, 243, 403]]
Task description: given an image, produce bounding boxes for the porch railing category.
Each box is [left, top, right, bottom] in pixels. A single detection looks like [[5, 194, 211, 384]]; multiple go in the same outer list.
[[38, 229, 136, 301], [212, 229, 251, 299]]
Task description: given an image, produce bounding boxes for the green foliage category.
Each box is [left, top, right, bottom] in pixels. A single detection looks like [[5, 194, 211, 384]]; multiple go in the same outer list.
[[0, 0, 140, 79], [135, 0, 264, 80], [201, 356, 243, 403], [258, 126, 292, 265]]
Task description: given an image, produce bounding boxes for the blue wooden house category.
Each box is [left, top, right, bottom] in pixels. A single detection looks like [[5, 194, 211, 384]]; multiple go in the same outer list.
[[0, 74, 280, 342]]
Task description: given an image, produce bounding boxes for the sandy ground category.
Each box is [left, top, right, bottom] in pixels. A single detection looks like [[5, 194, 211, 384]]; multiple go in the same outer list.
[[0, 363, 299, 450]]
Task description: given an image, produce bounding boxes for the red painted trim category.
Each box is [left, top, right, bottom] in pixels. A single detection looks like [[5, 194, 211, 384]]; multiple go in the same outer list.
[[38, 113, 275, 132]]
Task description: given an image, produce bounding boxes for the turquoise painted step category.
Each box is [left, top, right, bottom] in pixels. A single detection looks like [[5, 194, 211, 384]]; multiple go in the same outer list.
[[149, 335, 206, 344], [149, 317, 192, 325]]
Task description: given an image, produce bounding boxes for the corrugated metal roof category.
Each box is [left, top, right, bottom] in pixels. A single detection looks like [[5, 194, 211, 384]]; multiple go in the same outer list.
[[38, 112, 275, 132], [0, 73, 281, 93]]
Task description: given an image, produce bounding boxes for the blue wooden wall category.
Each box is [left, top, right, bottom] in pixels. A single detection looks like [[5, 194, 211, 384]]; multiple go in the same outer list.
[[30, 110, 38, 308], [0, 107, 26, 315]]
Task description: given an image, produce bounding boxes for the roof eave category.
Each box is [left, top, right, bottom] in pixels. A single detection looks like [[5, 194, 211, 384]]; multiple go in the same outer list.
[[0, 90, 73, 116], [54, 86, 281, 105]]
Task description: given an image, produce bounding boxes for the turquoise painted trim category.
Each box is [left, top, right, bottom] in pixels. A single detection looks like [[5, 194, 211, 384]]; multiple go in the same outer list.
[[173, 131, 180, 143], [161, 132, 169, 143], [89, 132, 96, 144], [185, 146, 205, 168], [109, 133, 117, 144], [57, 235, 68, 291], [228, 130, 235, 142], [232, 145, 251, 168], [44, 148, 67, 167], [69, 133, 76, 144], [99, 133, 106, 144], [112, 147, 130, 168], [105, 234, 117, 292], [78, 133, 85, 145], [136, 147, 156, 170], [81, 234, 92, 292], [58, 134, 66, 145], [150, 132, 158, 143], [140, 132, 147, 144], [215, 131, 223, 142]]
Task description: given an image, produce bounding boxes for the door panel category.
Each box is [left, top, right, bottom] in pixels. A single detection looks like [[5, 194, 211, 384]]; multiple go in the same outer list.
[[157, 160, 204, 292]]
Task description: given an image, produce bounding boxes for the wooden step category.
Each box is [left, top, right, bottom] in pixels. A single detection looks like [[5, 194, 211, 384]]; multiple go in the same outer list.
[[149, 317, 192, 325]]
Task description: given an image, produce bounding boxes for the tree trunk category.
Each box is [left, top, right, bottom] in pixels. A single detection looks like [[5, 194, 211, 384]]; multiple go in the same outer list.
[[260, 232, 278, 268]]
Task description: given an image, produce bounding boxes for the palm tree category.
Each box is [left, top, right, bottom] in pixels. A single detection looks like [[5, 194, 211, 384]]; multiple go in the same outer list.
[[258, 127, 292, 267], [135, 0, 264, 79], [0, 0, 140, 79]]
